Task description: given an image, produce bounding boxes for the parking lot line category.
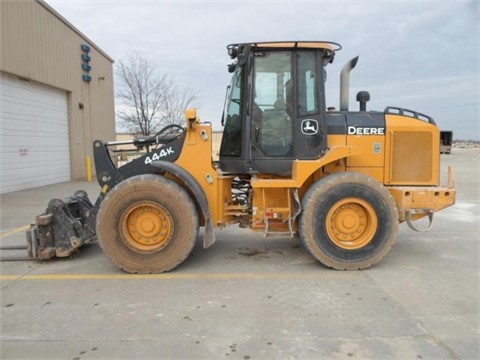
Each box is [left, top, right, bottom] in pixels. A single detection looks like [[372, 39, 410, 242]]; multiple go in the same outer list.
[[0, 225, 30, 240], [0, 272, 347, 281]]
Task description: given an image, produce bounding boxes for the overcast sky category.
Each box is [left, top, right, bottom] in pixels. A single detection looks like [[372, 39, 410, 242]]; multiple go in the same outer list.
[[46, 0, 479, 140]]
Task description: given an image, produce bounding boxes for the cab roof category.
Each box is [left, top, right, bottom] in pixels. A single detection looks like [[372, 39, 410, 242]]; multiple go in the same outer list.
[[228, 41, 342, 52]]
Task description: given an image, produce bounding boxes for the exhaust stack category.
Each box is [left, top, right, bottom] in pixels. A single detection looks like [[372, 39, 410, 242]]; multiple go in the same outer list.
[[340, 56, 359, 111]]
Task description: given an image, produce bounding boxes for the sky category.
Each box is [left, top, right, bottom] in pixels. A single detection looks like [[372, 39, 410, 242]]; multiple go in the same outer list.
[[46, 0, 479, 140]]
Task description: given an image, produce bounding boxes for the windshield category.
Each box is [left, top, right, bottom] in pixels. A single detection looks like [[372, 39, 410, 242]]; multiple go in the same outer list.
[[225, 68, 242, 121], [219, 66, 243, 157]]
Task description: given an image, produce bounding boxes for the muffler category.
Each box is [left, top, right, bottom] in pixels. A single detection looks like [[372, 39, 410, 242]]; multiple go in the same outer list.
[[340, 56, 359, 111]]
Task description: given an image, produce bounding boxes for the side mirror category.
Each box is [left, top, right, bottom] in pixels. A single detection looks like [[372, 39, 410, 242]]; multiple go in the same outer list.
[[228, 63, 236, 73]]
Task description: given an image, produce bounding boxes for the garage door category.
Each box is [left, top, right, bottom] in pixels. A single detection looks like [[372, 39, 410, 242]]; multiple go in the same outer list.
[[0, 73, 71, 194]]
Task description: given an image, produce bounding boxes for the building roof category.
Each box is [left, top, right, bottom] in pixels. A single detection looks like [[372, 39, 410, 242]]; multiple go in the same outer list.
[[37, 0, 114, 63]]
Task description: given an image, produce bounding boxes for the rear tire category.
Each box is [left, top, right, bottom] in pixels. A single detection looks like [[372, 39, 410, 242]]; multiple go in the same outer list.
[[97, 174, 199, 273], [299, 172, 399, 270]]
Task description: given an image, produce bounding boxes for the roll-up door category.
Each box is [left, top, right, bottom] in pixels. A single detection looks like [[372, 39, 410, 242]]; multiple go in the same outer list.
[[0, 73, 70, 194]]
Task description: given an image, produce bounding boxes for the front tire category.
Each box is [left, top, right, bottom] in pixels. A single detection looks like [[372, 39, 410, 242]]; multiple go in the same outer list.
[[299, 172, 399, 270], [97, 174, 199, 273]]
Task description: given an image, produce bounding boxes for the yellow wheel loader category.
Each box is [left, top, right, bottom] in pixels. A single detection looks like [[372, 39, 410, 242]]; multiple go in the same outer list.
[[24, 41, 455, 272]]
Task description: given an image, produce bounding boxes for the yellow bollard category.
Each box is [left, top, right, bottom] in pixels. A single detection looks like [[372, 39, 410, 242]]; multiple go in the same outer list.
[[86, 156, 92, 182]]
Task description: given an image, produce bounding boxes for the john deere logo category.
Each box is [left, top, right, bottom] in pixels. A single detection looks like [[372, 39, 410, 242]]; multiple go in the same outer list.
[[301, 119, 318, 135]]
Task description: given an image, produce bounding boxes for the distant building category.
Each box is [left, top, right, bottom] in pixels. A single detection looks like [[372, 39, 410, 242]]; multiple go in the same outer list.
[[0, 0, 115, 194]]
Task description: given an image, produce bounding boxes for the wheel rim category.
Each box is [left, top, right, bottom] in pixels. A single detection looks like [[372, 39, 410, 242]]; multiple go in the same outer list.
[[326, 197, 377, 250], [121, 201, 174, 253]]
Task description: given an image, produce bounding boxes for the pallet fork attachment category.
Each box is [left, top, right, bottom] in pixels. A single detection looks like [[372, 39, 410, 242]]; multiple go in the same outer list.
[[1, 190, 99, 261]]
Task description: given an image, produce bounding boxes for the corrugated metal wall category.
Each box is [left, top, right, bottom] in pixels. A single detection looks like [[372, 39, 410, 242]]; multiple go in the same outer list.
[[0, 0, 115, 181]]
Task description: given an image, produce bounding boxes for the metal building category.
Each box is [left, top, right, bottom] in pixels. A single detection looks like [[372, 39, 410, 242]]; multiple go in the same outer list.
[[0, 0, 115, 194]]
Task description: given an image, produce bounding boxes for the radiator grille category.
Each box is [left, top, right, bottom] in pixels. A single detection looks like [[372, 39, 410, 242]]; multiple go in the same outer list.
[[391, 131, 433, 183]]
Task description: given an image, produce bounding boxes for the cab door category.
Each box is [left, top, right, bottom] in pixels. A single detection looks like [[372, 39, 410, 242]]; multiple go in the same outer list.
[[250, 50, 293, 175], [250, 50, 328, 175]]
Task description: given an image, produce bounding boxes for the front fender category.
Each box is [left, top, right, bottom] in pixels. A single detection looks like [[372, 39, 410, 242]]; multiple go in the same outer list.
[[150, 160, 215, 249]]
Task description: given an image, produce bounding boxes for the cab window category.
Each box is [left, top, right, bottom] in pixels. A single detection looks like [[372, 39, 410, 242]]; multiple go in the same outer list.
[[297, 51, 318, 116]]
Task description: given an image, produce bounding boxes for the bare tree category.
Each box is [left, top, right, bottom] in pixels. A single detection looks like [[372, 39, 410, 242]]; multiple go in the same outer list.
[[161, 87, 198, 127], [116, 53, 198, 136]]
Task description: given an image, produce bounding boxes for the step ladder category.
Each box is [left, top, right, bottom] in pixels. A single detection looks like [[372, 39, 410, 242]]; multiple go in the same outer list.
[[261, 188, 301, 238]]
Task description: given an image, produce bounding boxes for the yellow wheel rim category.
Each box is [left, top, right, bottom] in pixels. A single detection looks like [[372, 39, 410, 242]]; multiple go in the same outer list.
[[121, 201, 174, 253], [326, 197, 377, 250]]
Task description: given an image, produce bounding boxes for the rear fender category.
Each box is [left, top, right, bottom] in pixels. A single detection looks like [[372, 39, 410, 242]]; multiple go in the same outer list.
[[150, 160, 215, 249]]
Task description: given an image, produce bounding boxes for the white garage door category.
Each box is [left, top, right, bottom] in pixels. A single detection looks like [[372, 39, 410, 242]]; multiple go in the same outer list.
[[0, 73, 71, 194]]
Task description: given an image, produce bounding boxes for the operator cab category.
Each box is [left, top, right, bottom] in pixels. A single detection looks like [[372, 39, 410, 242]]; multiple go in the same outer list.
[[219, 41, 341, 175]]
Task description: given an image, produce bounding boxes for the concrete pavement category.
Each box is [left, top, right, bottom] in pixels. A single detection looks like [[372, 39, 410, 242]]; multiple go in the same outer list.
[[0, 150, 478, 359]]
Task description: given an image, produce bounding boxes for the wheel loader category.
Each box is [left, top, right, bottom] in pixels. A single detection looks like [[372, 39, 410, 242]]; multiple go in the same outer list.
[[23, 41, 456, 273]]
